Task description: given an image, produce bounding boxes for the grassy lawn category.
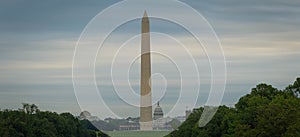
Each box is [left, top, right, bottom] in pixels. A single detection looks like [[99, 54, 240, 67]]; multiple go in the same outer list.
[[104, 131, 170, 137]]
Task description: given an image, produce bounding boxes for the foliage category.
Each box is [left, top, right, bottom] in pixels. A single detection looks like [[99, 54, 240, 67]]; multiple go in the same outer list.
[[167, 78, 300, 137], [106, 131, 170, 137], [0, 106, 109, 137], [22, 103, 39, 114]]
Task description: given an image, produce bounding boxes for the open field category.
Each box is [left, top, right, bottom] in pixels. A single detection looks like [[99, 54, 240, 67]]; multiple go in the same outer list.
[[105, 131, 170, 137]]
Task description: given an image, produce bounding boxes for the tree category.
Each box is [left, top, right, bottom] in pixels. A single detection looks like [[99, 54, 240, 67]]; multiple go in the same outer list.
[[166, 78, 300, 137], [285, 77, 300, 97], [22, 103, 39, 114], [0, 104, 104, 137], [22, 103, 30, 114]]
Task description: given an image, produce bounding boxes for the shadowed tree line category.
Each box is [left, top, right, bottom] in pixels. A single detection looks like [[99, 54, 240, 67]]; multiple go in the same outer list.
[[167, 78, 300, 137], [0, 104, 109, 137]]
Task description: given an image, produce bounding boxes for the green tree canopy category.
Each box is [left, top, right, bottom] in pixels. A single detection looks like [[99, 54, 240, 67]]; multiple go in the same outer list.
[[0, 105, 109, 137], [167, 78, 300, 137]]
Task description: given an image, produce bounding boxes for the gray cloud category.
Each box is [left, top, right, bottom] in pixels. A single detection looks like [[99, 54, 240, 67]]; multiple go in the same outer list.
[[0, 0, 299, 117]]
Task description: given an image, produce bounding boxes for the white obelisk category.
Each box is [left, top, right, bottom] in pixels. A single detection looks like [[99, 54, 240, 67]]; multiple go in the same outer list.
[[140, 11, 153, 131]]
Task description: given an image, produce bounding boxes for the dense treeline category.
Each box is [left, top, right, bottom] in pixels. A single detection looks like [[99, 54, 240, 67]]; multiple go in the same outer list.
[[0, 106, 109, 137], [167, 78, 300, 137]]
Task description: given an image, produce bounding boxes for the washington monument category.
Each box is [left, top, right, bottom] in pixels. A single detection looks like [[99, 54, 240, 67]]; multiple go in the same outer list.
[[140, 11, 153, 131]]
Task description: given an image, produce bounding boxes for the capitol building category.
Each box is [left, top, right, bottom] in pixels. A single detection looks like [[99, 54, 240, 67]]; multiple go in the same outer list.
[[153, 102, 172, 130]]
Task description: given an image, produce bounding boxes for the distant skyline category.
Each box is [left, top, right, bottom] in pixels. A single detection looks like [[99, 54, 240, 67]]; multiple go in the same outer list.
[[0, 0, 299, 118]]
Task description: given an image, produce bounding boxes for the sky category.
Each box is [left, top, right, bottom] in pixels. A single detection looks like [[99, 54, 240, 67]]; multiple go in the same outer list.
[[0, 0, 299, 118]]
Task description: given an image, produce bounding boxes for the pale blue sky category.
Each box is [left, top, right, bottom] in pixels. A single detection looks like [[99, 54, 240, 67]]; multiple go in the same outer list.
[[0, 0, 299, 118]]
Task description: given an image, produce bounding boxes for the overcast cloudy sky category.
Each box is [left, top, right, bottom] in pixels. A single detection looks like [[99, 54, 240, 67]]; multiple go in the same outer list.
[[0, 0, 299, 118]]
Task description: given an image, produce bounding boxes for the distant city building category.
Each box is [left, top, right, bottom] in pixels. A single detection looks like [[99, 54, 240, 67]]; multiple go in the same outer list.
[[153, 102, 164, 130], [153, 102, 163, 120], [174, 116, 186, 123], [119, 124, 140, 131], [78, 111, 99, 121], [185, 109, 192, 119], [80, 111, 91, 118], [118, 102, 181, 131], [153, 102, 173, 130], [77, 107, 189, 131], [78, 103, 190, 131], [173, 108, 191, 123]]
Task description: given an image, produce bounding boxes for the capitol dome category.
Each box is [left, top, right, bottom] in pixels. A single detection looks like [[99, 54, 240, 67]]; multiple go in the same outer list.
[[153, 102, 164, 120]]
